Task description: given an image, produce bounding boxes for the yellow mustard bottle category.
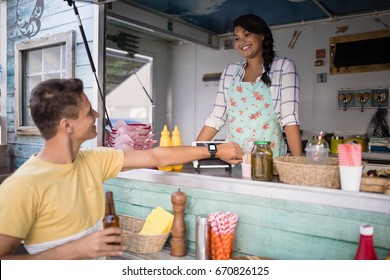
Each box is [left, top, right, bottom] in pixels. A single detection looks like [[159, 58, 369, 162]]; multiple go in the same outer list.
[[171, 125, 183, 170], [158, 125, 173, 171]]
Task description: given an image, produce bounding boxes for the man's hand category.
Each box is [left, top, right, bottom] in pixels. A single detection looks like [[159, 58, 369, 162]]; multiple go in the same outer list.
[[73, 227, 124, 259], [217, 142, 243, 165], [0, 227, 124, 260]]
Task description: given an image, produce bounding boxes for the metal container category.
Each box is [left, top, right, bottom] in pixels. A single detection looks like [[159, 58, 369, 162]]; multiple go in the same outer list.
[[344, 135, 367, 152], [195, 214, 210, 260]]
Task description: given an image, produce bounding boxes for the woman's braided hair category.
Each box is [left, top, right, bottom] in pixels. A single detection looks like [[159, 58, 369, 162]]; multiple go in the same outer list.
[[233, 14, 275, 86]]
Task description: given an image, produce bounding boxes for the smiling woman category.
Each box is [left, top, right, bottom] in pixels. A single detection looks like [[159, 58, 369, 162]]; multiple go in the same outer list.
[[196, 14, 302, 158]]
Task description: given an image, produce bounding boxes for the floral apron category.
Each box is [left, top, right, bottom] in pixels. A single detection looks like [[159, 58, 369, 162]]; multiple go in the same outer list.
[[226, 69, 287, 157]]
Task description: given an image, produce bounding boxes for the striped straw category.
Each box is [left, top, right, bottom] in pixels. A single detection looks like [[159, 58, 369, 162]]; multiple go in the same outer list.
[[314, 131, 324, 161]]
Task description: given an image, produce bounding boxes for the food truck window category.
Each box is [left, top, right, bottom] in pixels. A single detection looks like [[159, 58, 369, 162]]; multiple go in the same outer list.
[[105, 49, 153, 126], [14, 31, 75, 135]]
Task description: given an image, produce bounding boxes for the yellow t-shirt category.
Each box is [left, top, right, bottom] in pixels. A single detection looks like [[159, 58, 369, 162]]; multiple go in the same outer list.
[[0, 147, 124, 254]]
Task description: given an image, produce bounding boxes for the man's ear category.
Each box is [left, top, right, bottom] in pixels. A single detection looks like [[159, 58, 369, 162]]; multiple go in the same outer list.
[[59, 119, 73, 133]]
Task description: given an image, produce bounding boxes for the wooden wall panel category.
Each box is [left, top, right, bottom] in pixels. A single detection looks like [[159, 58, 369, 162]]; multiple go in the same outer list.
[[104, 177, 390, 260], [5, 0, 96, 168]]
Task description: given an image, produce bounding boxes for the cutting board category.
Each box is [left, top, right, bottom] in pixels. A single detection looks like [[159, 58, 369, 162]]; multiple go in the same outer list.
[[360, 176, 390, 194]]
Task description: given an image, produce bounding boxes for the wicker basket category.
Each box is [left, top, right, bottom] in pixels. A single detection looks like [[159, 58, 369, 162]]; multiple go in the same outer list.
[[118, 214, 170, 254], [274, 156, 340, 188]]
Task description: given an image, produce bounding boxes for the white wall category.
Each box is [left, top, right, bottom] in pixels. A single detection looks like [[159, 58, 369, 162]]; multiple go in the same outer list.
[[172, 14, 390, 145]]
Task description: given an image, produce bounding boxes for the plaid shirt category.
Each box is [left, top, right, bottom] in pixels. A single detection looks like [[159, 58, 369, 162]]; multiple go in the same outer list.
[[205, 56, 300, 131]]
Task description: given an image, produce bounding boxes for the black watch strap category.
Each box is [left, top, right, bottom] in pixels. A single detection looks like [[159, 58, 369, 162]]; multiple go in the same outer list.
[[208, 143, 217, 159]]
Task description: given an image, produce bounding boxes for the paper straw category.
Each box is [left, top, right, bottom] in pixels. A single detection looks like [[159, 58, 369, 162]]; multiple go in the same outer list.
[[242, 154, 251, 164], [314, 131, 324, 161], [317, 131, 323, 145], [208, 211, 238, 259]]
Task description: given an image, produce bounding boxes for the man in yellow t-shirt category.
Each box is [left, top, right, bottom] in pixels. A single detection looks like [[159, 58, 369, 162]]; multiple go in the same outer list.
[[0, 78, 243, 260]]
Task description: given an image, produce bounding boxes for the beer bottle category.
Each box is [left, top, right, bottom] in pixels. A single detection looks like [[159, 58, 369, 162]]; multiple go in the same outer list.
[[103, 191, 120, 228]]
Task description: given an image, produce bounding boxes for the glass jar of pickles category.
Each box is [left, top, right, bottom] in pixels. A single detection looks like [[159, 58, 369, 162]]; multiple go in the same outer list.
[[251, 141, 273, 181]]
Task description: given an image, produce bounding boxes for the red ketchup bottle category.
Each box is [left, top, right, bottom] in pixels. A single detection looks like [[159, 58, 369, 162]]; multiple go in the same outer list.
[[354, 224, 378, 260]]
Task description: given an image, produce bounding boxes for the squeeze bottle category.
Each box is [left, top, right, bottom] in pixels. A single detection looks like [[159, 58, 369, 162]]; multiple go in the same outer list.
[[158, 125, 173, 171], [171, 126, 183, 170], [354, 224, 378, 260]]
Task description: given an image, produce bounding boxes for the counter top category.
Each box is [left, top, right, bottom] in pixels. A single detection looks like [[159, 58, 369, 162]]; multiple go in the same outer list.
[[109, 163, 390, 259], [118, 164, 390, 215]]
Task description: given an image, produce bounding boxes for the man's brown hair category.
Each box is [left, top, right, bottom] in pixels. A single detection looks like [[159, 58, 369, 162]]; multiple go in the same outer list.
[[30, 78, 84, 139]]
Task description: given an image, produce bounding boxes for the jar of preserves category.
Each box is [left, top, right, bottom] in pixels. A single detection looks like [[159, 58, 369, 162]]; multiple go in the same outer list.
[[330, 136, 344, 154], [251, 141, 273, 181]]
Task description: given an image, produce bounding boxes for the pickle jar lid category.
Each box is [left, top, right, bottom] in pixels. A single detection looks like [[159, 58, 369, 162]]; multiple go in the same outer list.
[[254, 140, 271, 145]]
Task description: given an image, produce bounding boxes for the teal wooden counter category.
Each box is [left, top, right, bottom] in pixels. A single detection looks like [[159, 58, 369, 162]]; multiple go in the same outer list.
[[103, 165, 390, 260]]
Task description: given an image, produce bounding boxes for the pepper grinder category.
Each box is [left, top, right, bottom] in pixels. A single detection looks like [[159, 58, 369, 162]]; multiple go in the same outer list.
[[170, 189, 187, 257]]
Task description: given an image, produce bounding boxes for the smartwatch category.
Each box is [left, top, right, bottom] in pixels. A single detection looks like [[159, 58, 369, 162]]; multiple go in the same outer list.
[[208, 143, 217, 159]]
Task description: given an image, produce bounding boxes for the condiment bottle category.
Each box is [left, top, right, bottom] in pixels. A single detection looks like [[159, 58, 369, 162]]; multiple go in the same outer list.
[[170, 189, 187, 257], [324, 132, 334, 148], [158, 125, 173, 171], [354, 224, 378, 260], [330, 136, 344, 154], [251, 141, 273, 181], [171, 125, 183, 171]]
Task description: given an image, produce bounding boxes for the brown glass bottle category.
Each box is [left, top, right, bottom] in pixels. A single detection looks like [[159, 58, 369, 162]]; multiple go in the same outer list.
[[103, 191, 120, 229], [103, 191, 120, 245]]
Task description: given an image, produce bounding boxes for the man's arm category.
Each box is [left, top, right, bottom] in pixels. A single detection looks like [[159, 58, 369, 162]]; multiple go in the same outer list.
[[122, 141, 243, 170], [0, 227, 124, 260]]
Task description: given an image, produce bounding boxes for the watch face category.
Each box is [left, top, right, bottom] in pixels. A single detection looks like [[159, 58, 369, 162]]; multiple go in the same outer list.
[[209, 144, 216, 151]]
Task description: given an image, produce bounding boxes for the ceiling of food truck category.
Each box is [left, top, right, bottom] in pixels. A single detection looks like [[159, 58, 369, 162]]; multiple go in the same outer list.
[[120, 0, 390, 34]]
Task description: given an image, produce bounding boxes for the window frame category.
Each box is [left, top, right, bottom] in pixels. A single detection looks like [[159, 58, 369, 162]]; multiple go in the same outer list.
[[14, 30, 75, 135]]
